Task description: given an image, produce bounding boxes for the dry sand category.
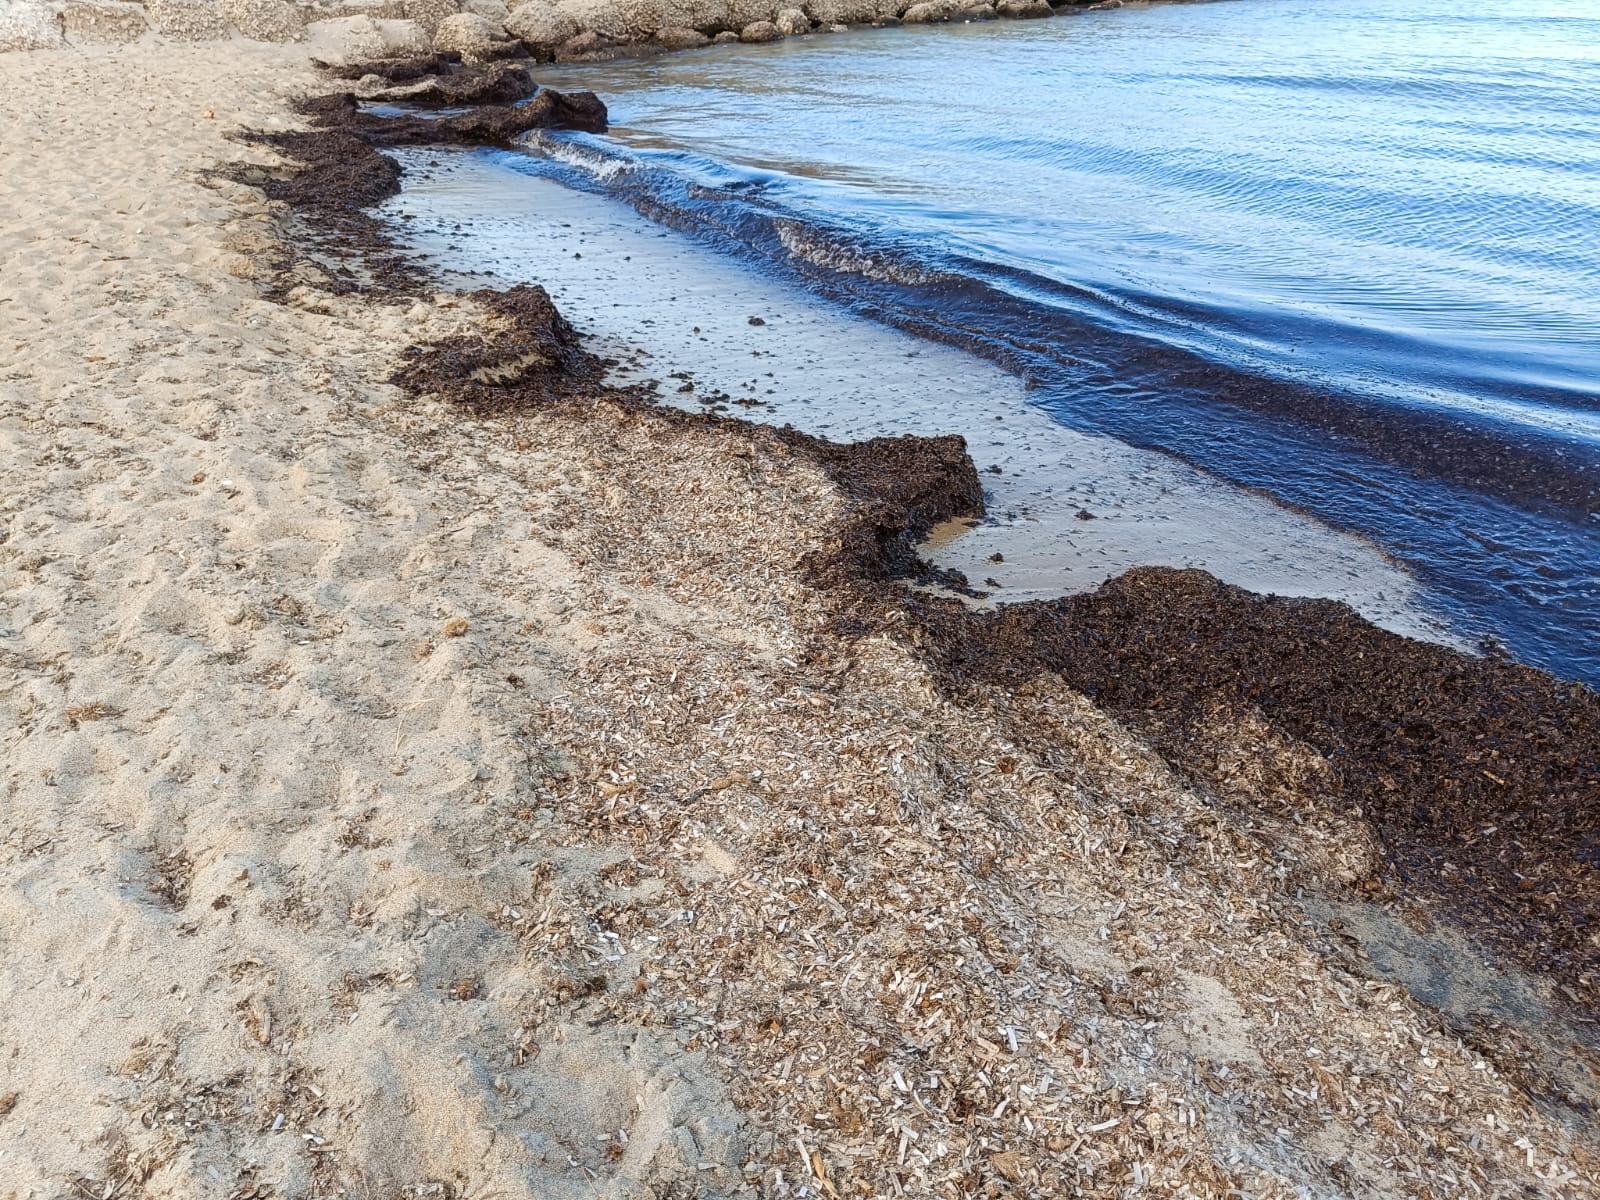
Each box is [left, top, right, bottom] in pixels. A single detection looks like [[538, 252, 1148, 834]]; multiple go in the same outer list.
[[1, 39, 1597, 1200]]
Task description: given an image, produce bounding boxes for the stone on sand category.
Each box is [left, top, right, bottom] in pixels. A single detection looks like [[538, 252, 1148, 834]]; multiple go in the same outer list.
[[305, 13, 392, 59], [402, 0, 460, 36], [61, 1, 148, 43], [504, 0, 578, 47], [1, 1, 63, 50], [223, 0, 306, 40], [431, 10, 507, 56], [377, 16, 432, 50], [143, 0, 229, 38]]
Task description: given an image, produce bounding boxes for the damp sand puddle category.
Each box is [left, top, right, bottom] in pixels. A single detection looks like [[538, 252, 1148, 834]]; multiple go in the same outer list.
[[382, 147, 1458, 646]]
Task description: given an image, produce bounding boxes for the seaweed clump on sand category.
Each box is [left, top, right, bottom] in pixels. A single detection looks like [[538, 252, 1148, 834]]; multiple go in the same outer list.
[[390, 284, 608, 410], [351, 62, 542, 107], [902, 566, 1600, 1009]]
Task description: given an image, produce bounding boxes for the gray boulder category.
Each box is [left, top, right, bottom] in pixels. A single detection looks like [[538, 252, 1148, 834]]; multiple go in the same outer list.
[[377, 16, 431, 49], [224, 0, 305, 40], [712, 28, 737, 40], [432, 10, 507, 56], [304, 13, 391, 59], [774, 6, 808, 33], [0, 0, 64, 50], [463, 0, 510, 18], [505, 0, 577, 46], [62, 2, 149, 42], [402, 0, 459, 36], [655, 24, 708, 46], [995, 0, 1050, 15], [554, 27, 619, 57], [902, 1, 947, 21], [145, 0, 229, 39], [738, 18, 779, 39]]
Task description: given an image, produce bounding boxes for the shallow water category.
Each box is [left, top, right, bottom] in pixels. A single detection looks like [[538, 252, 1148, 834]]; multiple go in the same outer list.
[[411, 0, 1600, 679]]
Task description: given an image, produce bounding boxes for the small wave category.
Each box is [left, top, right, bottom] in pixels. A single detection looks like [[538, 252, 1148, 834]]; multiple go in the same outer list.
[[516, 131, 638, 182], [774, 220, 948, 288]]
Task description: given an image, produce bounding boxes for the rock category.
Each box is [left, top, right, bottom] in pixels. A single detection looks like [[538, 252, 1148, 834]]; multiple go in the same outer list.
[[374, 16, 430, 49], [658, 0, 726, 33], [825, 21, 846, 30], [801, 0, 892, 23], [463, 0, 510, 17], [0, 0, 64, 50], [995, 0, 1050, 15], [720, 0, 778, 26], [145, 0, 229, 39], [902, 1, 947, 21], [305, 14, 391, 60], [224, 0, 304, 40], [432, 10, 506, 56], [340, 0, 405, 16], [61, 1, 148, 43], [712, 28, 737, 40], [401, 0, 459, 36], [738, 18, 779, 40], [504, 0, 577, 48], [952, 3, 995, 17], [773, 6, 808, 33], [654, 24, 707, 46], [554, 28, 619, 58], [554, 0, 723, 41], [553, 0, 628, 40]]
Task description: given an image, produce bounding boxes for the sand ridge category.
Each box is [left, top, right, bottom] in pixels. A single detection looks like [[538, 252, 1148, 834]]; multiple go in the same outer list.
[[1, 39, 1597, 1200]]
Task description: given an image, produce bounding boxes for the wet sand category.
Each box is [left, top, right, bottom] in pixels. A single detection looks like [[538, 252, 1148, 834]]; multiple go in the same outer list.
[[379, 146, 1461, 645]]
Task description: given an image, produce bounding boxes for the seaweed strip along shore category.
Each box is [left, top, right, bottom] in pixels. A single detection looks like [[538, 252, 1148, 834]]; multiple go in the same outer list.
[[244, 61, 1598, 1098]]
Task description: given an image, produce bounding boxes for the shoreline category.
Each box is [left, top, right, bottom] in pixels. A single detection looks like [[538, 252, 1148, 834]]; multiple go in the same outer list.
[[2, 36, 1598, 1199], [289, 57, 1600, 1085], [382, 144, 1459, 645]]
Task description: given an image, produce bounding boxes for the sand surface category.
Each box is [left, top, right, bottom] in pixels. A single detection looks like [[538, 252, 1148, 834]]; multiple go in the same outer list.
[[2, 40, 1597, 1200]]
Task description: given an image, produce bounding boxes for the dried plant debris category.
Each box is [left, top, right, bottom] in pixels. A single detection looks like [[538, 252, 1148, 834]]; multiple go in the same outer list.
[[313, 52, 465, 83], [390, 285, 608, 411], [904, 568, 1600, 1010]]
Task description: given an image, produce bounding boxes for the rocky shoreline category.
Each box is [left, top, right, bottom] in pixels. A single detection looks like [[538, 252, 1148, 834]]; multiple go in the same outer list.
[[1, 0, 1129, 60]]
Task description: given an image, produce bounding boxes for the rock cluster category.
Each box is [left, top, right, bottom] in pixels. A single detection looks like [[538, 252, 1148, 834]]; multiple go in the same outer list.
[[3, 0, 1095, 56]]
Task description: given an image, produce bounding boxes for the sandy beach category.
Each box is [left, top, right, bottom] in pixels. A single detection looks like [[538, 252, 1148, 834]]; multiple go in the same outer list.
[[2, 31, 1599, 1200]]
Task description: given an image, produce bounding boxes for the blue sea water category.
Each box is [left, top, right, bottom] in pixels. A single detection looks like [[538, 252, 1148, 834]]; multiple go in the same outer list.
[[502, 0, 1600, 679]]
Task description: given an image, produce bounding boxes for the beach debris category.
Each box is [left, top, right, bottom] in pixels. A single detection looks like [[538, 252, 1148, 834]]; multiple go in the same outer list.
[[65, 700, 119, 726]]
